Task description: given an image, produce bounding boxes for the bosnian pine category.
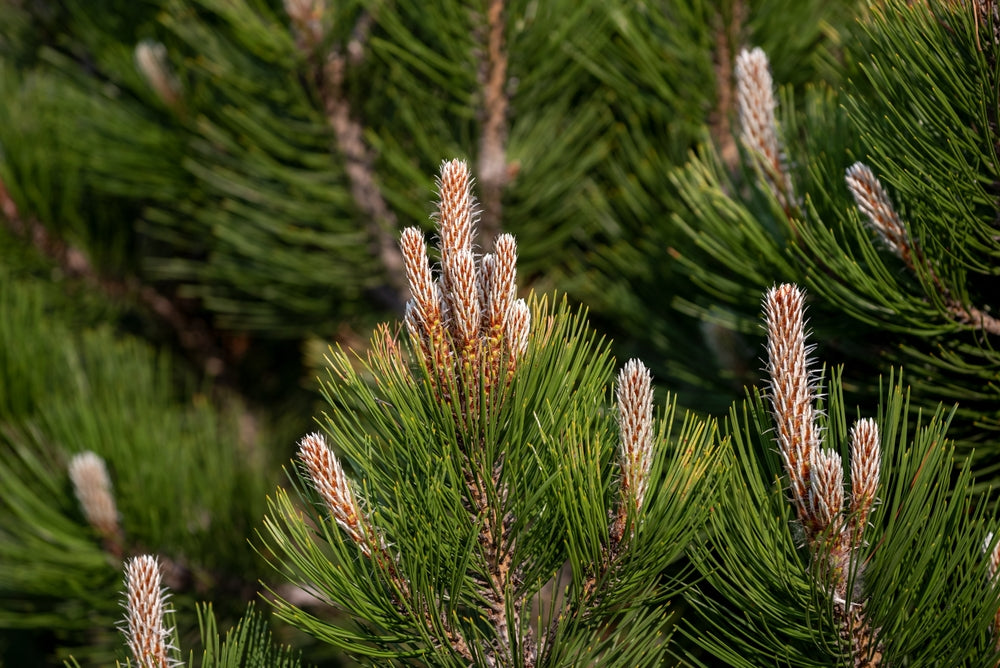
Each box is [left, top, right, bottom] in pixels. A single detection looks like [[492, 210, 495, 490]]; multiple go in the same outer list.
[[259, 159, 721, 665], [686, 284, 1000, 667], [664, 1, 1000, 473]]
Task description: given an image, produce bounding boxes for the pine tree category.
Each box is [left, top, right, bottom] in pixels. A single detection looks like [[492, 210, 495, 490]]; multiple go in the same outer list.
[[5, 0, 1000, 666], [0, 248, 276, 664], [253, 161, 724, 666], [642, 1, 1000, 469], [0, 0, 859, 376], [99, 163, 1000, 667], [684, 284, 1000, 666]]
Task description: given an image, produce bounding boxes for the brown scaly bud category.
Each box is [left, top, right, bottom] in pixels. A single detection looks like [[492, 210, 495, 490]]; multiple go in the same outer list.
[[809, 448, 844, 538], [482, 234, 518, 390], [298, 432, 377, 556], [122, 555, 180, 668], [764, 284, 820, 527], [849, 418, 881, 540], [845, 163, 912, 267], [505, 299, 530, 361], [616, 359, 655, 519], [401, 225, 451, 375], [736, 47, 795, 210], [436, 161, 479, 344], [68, 451, 123, 553]]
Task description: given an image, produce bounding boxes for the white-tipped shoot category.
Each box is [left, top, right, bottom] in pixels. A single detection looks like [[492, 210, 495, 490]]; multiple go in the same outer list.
[[122, 555, 180, 668], [69, 451, 121, 545]]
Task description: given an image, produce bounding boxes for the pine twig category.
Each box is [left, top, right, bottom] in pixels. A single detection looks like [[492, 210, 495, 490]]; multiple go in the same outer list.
[[286, 1, 409, 311], [476, 0, 512, 249], [297, 432, 476, 662], [845, 162, 1000, 336], [0, 177, 229, 379], [764, 284, 884, 666], [735, 47, 796, 216]]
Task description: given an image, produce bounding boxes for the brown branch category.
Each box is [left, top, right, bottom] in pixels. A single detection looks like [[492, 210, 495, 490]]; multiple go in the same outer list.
[[320, 53, 408, 312], [286, 4, 408, 312], [467, 461, 536, 667], [710, 3, 746, 173], [0, 178, 228, 380], [835, 601, 884, 668], [948, 301, 1000, 335], [477, 0, 512, 250]]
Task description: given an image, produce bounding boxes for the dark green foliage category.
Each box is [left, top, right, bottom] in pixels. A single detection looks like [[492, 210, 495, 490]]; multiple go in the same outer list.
[[0, 265, 275, 664], [260, 297, 722, 665], [3, 1, 1000, 666], [0, 0, 621, 338], [685, 370, 1000, 666], [197, 603, 302, 668], [663, 2, 1000, 464], [559, 0, 863, 410]]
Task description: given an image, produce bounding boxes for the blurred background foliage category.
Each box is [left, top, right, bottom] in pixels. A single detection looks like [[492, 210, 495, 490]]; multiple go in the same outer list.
[[5, 0, 1000, 665]]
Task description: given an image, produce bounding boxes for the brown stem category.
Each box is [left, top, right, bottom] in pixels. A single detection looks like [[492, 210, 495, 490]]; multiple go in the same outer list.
[[468, 460, 535, 666], [319, 53, 408, 312], [477, 0, 511, 249], [905, 242, 1000, 336], [835, 600, 883, 667], [710, 3, 745, 173], [947, 300, 1000, 335]]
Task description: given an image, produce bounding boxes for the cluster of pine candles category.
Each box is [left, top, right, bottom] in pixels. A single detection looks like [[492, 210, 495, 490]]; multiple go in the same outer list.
[[60, 39, 1000, 667]]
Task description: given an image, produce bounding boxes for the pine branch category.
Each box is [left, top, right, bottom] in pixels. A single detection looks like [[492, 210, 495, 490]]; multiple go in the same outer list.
[[263, 158, 719, 666], [0, 176, 229, 379], [846, 162, 1000, 336], [476, 0, 512, 248], [764, 284, 884, 666], [296, 431, 475, 662], [286, 1, 408, 312]]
